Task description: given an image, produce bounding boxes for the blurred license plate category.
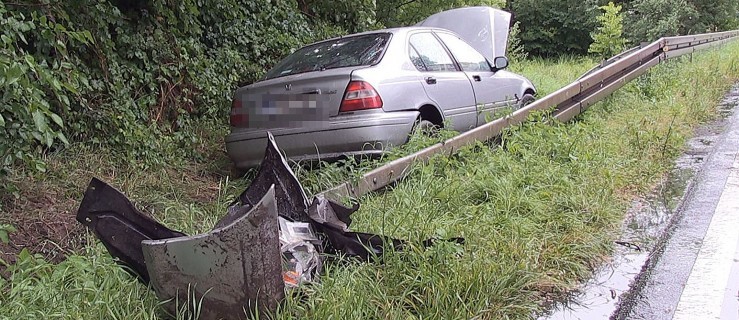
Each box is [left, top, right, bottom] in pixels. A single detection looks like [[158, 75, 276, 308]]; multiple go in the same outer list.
[[247, 94, 332, 128]]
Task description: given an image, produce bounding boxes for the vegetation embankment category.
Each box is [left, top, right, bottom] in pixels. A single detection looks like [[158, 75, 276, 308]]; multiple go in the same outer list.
[[2, 0, 739, 318], [2, 0, 738, 198], [1, 41, 738, 318], [275, 42, 739, 319]]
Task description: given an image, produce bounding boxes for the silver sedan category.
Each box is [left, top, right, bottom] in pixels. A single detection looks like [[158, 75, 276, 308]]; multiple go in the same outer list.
[[226, 26, 535, 169]]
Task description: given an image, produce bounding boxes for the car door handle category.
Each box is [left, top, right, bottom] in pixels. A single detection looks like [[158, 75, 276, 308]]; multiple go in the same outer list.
[[302, 89, 321, 94], [472, 75, 481, 82], [425, 77, 437, 85]]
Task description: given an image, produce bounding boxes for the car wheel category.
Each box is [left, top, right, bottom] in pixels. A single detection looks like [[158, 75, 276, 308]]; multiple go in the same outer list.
[[516, 93, 536, 110], [412, 119, 439, 137]]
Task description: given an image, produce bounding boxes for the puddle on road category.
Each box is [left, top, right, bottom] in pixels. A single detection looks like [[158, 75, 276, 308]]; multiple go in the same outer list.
[[718, 86, 739, 118], [539, 83, 739, 320], [538, 167, 691, 320]]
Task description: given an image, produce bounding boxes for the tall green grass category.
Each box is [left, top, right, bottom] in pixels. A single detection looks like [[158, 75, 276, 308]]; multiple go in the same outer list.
[[1, 42, 738, 319]]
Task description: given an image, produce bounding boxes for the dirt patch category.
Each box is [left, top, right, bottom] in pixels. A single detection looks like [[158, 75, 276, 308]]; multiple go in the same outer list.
[[0, 149, 233, 274], [0, 184, 86, 273], [0, 216, 86, 266]]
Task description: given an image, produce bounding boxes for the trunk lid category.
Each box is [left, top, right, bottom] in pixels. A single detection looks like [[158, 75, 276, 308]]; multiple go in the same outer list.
[[231, 69, 352, 130]]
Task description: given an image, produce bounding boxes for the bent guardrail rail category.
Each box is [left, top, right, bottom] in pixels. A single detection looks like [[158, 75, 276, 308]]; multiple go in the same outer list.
[[320, 30, 739, 201]]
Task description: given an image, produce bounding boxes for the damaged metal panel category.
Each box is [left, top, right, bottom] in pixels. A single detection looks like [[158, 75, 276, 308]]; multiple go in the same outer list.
[[76, 133, 464, 319], [76, 177, 186, 283], [306, 195, 401, 260], [142, 186, 284, 320], [306, 196, 465, 261], [216, 133, 310, 228]]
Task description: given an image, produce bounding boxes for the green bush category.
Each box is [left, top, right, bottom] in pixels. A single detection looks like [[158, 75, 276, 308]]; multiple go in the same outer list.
[[0, 0, 346, 194], [509, 0, 599, 56], [506, 21, 528, 63], [589, 2, 627, 59], [0, 2, 91, 194], [624, 0, 700, 43]]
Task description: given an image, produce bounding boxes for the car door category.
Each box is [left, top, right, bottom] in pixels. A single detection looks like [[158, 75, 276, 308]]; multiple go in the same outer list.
[[435, 32, 520, 126], [408, 32, 477, 132]]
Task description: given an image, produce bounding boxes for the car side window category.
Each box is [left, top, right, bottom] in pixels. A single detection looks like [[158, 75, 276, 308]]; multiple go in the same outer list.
[[408, 33, 457, 72], [409, 46, 428, 71], [435, 33, 491, 72]]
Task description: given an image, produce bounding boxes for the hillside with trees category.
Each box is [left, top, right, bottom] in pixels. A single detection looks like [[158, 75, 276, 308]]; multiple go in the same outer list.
[[1, 0, 737, 195], [2, 1, 739, 319]]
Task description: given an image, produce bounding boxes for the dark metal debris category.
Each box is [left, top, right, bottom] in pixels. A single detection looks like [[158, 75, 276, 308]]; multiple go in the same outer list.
[[307, 195, 403, 260], [76, 132, 463, 319], [75, 177, 186, 283], [218, 133, 310, 227]]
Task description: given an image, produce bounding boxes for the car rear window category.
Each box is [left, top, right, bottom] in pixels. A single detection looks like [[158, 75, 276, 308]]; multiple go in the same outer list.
[[264, 33, 391, 80]]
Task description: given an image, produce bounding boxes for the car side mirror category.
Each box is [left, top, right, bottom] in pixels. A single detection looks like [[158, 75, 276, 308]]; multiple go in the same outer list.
[[492, 56, 509, 71]]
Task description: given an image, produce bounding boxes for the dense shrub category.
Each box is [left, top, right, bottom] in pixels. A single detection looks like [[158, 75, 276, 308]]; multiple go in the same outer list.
[[623, 0, 700, 43], [0, 0, 346, 193], [508, 0, 599, 56], [589, 2, 627, 59]]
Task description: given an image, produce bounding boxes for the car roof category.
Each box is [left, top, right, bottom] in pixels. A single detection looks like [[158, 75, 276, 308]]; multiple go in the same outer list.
[[314, 26, 453, 43]]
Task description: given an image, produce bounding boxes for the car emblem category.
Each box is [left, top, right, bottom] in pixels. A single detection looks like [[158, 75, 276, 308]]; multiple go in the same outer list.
[[285, 84, 292, 91]]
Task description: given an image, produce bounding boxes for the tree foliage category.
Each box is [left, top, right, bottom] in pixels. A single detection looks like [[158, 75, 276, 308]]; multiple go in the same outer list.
[[2, 0, 739, 195], [508, 0, 599, 56], [377, 0, 505, 27], [621, 0, 739, 43], [296, 0, 378, 32], [690, 0, 739, 32], [623, 0, 700, 43], [0, 0, 344, 194], [589, 2, 627, 59]]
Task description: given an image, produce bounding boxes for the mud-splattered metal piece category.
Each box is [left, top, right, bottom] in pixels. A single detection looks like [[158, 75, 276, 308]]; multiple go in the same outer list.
[[306, 195, 465, 261], [217, 132, 310, 228], [76, 177, 186, 283], [142, 186, 284, 320], [308, 194, 356, 231], [307, 196, 402, 260]]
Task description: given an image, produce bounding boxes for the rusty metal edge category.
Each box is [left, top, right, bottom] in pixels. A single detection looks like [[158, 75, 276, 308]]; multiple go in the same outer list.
[[319, 29, 739, 202]]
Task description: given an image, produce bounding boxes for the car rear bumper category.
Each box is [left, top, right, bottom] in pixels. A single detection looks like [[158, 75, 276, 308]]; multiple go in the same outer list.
[[225, 110, 419, 168]]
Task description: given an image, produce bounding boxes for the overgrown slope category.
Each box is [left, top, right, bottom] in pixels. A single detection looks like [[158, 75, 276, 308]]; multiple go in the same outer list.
[[1, 42, 737, 319]]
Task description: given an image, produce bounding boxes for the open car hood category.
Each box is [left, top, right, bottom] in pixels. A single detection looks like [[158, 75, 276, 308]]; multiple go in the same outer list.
[[417, 6, 511, 59]]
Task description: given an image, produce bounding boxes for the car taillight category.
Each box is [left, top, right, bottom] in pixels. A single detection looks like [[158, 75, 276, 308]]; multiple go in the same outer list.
[[230, 99, 248, 127], [339, 81, 383, 112]]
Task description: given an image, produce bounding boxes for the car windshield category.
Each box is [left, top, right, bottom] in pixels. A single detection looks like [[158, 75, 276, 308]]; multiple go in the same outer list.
[[264, 33, 391, 80]]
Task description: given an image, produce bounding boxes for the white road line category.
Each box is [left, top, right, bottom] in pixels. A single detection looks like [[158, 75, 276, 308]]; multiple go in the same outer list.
[[673, 155, 739, 320]]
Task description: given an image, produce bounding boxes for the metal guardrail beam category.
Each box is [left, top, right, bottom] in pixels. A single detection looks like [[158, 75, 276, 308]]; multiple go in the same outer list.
[[320, 29, 739, 201]]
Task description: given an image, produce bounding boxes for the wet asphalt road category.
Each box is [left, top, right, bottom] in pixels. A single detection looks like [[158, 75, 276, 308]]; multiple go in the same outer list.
[[614, 85, 739, 319], [541, 84, 739, 320]]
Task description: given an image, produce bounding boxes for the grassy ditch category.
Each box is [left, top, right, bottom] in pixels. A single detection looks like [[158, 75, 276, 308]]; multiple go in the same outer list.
[[1, 44, 738, 319], [272, 44, 739, 319]]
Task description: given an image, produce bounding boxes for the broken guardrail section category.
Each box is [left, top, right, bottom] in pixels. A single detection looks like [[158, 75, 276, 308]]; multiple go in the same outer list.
[[77, 133, 460, 319]]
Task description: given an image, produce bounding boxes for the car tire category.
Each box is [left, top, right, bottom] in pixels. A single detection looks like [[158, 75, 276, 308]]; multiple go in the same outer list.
[[412, 119, 439, 137], [516, 93, 536, 110]]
